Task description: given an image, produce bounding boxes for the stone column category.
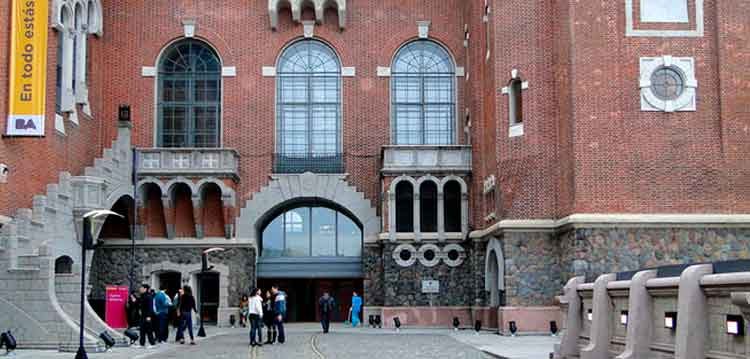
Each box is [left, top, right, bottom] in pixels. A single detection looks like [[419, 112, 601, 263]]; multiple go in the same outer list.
[[222, 200, 234, 240], [616, 270, 657, 359], [192, 196, 204, 239], [162, 196, 175, 239], [413, 189, 421, 242], [388, 190, 396, 241], [461, 191, 469, 237], [437, 189, 445, 241], [581, 273, 616, 359], [675, 264, 713, 359]]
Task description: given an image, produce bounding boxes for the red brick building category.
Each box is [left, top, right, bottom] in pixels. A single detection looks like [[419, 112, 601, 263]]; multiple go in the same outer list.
[[1, 0, 749, 339]]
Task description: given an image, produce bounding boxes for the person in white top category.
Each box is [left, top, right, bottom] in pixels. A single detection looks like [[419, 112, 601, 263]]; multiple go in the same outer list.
[[248, 288, 264, 346]]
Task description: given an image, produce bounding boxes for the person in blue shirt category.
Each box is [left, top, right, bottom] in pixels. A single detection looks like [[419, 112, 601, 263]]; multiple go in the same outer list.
[[271, 285, 287, 344], [351, 291, 362, 327], [154, 285, 173, 343]]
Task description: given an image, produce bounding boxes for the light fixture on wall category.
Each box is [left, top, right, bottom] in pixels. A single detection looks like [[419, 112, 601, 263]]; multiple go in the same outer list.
[[393, 317, 402, 332], [474, 320, 482, 333], [550, 321, 558, 336], [508, 321, 518, 336], [587, 309, 593, 321], [620, 311, 629, 326], [453, 317, 460, 331], [664, 312, 677, 330], [369, 315, 375, 328], [726, 315, 745, 336]]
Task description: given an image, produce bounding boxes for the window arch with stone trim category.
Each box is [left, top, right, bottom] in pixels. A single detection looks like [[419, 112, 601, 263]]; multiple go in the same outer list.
[[485, 238, 505, 307], [157, 39, 222, 148], [395, 180, 415, 233], [419, 180, 439, 233], [443, 180, 462, 233], [275, 39, 342, 171], [391, 40, 456, 145], [55, 256, 74, 274]]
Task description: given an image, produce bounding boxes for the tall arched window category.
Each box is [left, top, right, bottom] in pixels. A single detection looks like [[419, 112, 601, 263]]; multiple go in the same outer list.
[[158, 39, 221, 148], [395, 181, 414, 232], [392, 40, 456, 145], [276, 39, 342, 173], [419, 181, 438, 233]]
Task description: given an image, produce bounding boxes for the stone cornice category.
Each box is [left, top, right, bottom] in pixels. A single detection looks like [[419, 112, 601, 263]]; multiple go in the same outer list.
[[470, 213, 750, 238]]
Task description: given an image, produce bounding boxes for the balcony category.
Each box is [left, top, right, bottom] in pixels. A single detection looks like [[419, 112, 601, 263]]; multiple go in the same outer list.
[[136, 148, 240, 180], [273, 153, 344, 174], [381, 145, 472, 174]]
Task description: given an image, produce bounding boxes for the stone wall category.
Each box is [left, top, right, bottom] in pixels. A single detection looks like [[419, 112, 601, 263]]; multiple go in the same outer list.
[[363, 244, 385, 306], [89, 245, 256, 306], [559, 227, 750, 284], [381, 242, 477, 307], [503, 231, 562, 306]]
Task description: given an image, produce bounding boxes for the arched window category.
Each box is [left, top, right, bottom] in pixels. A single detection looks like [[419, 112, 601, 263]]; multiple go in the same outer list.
[[261, 206, 362, 257], [55, 256, 74, 274], [444, 180, 462, 232], [392, 40, 456, 145], [395, 181, 414, 233], [158, 39, 221, 148], [275, 39, 342, 172], [419, 181, 438, 233]]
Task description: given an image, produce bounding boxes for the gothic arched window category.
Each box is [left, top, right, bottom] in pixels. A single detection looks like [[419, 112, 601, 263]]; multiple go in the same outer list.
[[158, 39, 221, 148], [391, 40, 456, 145], [276, 39, 342, 173]]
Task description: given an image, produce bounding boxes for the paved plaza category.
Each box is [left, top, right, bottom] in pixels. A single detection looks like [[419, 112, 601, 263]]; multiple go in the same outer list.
[[4, 324, 559, 359]]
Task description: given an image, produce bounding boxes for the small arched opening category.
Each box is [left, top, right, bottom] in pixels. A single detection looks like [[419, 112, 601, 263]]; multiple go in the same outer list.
[[100, 195, 134, 239], [55, 256, 74, 274], [171, 183, 196, 238], [419, 181, 438, 233], [444, 180, 462, 233], [395, 181, 414, 233], [200, 183, 225, 238]]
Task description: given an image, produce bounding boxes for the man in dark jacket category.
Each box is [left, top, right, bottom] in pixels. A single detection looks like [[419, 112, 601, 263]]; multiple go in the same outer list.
[[271, 285, 287, 344], [318, 292, 335, 333], [138, 284, 157, 347]]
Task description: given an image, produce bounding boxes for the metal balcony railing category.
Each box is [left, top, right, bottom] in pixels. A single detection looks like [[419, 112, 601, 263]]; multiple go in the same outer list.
[[273, 153, 345, 174]]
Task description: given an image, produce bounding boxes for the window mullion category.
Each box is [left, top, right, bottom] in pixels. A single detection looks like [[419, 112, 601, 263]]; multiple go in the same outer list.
[[421, 74, 426, 144]]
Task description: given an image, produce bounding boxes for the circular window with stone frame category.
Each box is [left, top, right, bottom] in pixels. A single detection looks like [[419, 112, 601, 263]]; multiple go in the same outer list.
[[442, 243, 466, 267], [393, 243, 417, 267], [639, 56, 697, 113], [417, 244, 441, 267]]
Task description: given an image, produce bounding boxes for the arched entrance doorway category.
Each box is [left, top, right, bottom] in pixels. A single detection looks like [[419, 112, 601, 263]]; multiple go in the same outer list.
[[485, 238, 506, 307], [257, 200, 364, 322]]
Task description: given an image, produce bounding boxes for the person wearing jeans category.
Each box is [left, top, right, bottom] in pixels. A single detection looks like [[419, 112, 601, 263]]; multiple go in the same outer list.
[[138, 284, 157, 348], [271, 285, 287, 344], [248, 288, 264, 346], [176, 285, 197, 345]]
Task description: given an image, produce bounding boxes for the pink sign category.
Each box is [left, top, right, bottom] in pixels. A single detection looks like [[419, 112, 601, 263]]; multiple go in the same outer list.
[[105, 286, 130, 329]]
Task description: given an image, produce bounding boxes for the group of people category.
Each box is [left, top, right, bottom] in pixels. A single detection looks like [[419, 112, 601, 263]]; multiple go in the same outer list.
[[238, 285, 287, 346], [318, 291, 362, 333], [126, 283, 198, 348]]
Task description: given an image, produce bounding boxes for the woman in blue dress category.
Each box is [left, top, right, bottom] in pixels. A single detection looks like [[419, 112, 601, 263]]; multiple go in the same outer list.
[[350, 291, 362, 327]]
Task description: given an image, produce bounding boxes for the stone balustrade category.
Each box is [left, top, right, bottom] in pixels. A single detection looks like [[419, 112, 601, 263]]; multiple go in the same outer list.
[[136, 147, 240, 180], [381, 145, 472, 174], [554, 260, 750, 359]]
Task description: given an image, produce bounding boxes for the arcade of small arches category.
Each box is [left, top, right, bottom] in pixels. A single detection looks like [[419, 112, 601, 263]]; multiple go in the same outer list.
[[124, 177, 238, 240], [387, 175, 468, 241]]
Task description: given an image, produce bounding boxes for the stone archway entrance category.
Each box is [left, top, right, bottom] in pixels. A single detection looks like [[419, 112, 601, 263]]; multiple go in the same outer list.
[[485, 237, 505, 307]]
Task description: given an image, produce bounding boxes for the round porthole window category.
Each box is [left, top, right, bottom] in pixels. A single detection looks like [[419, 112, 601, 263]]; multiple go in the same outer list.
[[650, 66, 685, 101], [393, 244, 417, 267], [442, 244, 466, 267], [418, 244, 441, 267]]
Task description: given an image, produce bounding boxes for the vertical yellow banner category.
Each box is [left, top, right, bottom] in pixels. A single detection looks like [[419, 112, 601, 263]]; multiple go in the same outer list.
[[6, 0, 49, 136]]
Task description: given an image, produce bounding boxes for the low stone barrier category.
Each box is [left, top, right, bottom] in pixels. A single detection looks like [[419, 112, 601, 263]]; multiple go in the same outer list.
[[554, 260, 750, 358]]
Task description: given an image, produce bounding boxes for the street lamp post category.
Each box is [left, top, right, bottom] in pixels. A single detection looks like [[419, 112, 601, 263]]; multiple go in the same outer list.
[[75, 210, 123, 359], [197, 247, 225, 338]]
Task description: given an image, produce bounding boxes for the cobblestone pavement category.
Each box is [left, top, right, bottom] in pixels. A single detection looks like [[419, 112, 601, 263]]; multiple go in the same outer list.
[[7, 325, 508, 359]]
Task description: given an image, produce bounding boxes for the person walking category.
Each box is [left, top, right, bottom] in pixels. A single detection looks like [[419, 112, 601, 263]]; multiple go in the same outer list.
[[239, 294, 249, 328], [318, 292, 335, 333], [154, 285, 173, 343], [176, 285, 197, 345], [271, 285, 287, 344], [351, 291, 362, 327], [173, 287, 184, 343], [263, 290, 277, 344], [126, 291, 140, 329], [248, 288, 264, 346], [137, 284, 157, 348]]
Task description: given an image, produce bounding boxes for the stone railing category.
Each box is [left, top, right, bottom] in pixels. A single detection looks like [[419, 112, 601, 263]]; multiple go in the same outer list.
[[381, 145, 472, 174], [554, 260, 750, 359], [136, 148, 240, 180]]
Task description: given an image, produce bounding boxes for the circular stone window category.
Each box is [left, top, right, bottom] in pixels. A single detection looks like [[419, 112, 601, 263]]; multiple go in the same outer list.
[[393, 244, 417, 267], [442, 244, 466, 267], [418, 244, 441, 267], [650, 66, 685, 101]]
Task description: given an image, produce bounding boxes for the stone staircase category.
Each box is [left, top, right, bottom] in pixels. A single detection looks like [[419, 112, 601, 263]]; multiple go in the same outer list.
[[0, 121, 134, 351]]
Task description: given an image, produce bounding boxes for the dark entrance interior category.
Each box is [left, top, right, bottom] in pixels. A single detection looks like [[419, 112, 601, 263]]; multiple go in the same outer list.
[[257, 278, 363, 323], [198, 272, 220, 324], [158, 272, 182, 299]]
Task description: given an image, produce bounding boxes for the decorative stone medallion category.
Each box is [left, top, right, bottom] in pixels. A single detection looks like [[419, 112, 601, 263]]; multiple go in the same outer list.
[[417, 244, 441, 267], [393, 243, 417, 267], [442, 243, 466, 267]]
